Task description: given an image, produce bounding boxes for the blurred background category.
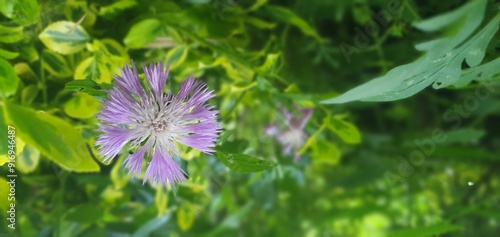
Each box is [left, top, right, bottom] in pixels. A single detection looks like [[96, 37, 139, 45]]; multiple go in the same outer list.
[[1, 0, 500, 236]]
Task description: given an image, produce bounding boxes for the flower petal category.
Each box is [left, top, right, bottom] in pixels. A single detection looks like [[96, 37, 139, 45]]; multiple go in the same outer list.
[[143, 148, 186, 186], [96, 126, 133, 162], [143, 62, 169, 98], [114, 62, 146, 99]]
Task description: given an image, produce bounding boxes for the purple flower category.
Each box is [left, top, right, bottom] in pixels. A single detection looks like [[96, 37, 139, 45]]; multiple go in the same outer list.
[[96, 62, 220, 186], [266, 107, 312, 161]]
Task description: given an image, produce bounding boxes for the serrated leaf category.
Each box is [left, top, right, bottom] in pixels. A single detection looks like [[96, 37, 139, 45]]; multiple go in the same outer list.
[[0, 58, 20, 97], [124, 19, 162, 49], [165, 45, 188, 69], [3, 102, 100, 172], [64, 93, 101, 119], [0, 24, 24, 43], [452, 57, 500, 87], [323, 10, 499, 104], [41, 50, 73, 78], [413, 0, 485, 32], [0, 0, 40, 26], [38, 21, 90, 55], [216, 151, 277, 173]]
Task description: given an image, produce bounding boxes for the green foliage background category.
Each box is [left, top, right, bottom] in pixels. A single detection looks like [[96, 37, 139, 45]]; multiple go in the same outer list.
[[0, 0, 499, 236]]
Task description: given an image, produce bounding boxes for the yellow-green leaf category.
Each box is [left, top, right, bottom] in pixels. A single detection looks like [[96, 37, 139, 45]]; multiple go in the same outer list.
[[99, 0, 137, 18], [0, 24, 24, 43], [0, 48, 19, 60], [327, 116, 361, 144], [111, 155, 130, 190], [177, 202, 196, 231], [64, 93, 101, 119], [312, 140, 341, 165], [21, 85, 39, 106], [74, 57, 112, 83], [39, 21, 90, 55], [75, 40, 126, 83], [155, 186, 169, 216], [64, 0, 97, 28], [16, 137, 40, 173], [0, 58, 20, 97], [265, 5, 322, 41], [3, 102, 100, 172], [0, 0, 40, 26], [123, 19, 162, 49], [0, 177, 9, 211], [165, 45, 188, 69], [256, 52, 283, 75], [41, 50, 73, 78]]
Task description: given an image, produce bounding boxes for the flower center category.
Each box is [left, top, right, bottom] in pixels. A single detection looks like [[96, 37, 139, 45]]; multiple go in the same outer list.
[[152, 120, 168, 132]]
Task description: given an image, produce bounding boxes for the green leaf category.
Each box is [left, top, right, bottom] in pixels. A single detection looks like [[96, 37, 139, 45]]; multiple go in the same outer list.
[[216, 151, 277, 173], [327, 116, 361, 144], [38, 21, 90, 55], [132, 214, 171, 237], [21, 85, 39, 106], [65, 204, 105, 224], [3, 102, 100, 172], [63, 93, 101, 119], [0, 177, 9, 211], [265, 5, 322, 41], [64, 79, 110, 99], [155, 186, 169, 216], [123, 19, 162, 49], [0, 106, 7, 156], [41, 50, 73, 78], [177, 202, 196, 231], [413, 0, 484, 32], [256, 52, 283, 75], [65, 0, 97, 28], [0, 24, 24, 43], [312, 140, 341, 164], [323, 1, 498, 104], [441, 128, 486, 144], [75, 40, 127, 83], [0, 0, 40, 26], [0, 48, 19, 59], [99, 0, 137, 18], [16, 138, 40, 173], [165, 45, 189, 69], [111, 156, 130, 190], [452, 57, 500, 87], [0, 58, 20, 97], [388, 222, 461, 237]]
